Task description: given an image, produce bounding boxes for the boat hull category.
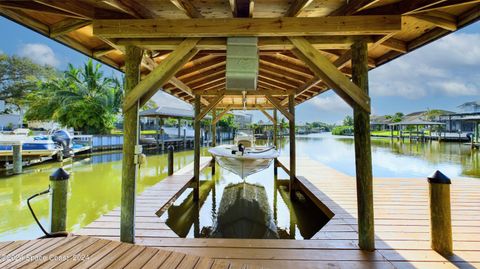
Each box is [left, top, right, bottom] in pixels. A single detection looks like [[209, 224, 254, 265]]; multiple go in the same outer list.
[[209, 145, 279, 178]]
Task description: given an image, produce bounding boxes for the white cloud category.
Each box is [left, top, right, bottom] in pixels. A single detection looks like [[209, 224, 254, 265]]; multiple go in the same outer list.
[[310, 94, 351, 114], [18, 43, 59, 67], [370, 32, 480, 99]]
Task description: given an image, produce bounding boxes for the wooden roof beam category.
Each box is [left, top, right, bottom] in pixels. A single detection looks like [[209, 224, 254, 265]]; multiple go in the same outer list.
[[49, 18, 91, 38], [93, 16, 402, 38], [285, 0, 314, 17], [195, 89, 294, 96], [289, 36, 370, 113], [170, 0, 203, 18], [123, 38, 200, 110], [116, 36, 370, 51]]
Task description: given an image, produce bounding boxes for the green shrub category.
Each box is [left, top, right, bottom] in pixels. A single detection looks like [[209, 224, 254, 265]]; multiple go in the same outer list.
[[332, 126, 354, 135]]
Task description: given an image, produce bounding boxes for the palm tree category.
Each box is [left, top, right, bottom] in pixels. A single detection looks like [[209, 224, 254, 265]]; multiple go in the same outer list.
[[26, 60, 122, 134]]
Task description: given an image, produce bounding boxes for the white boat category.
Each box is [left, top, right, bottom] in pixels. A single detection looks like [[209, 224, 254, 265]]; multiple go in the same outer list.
[[208, 129, 279, 179], [0, 129, 74, 162]]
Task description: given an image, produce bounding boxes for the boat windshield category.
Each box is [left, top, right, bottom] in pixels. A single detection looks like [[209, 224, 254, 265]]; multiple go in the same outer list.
[[236, 129, 253, 137]]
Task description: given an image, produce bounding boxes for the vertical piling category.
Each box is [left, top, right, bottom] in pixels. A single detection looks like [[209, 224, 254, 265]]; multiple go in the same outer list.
[[212, 109, 217, 175], [120, 45, 143, 243], [428, 170, 453, 256], [168, 145, 174, 176], [193, 95, 201, 201], [50, 168, 70, 233], [352, 39, 375, 251], [288, 94, 296, 197], [12, 144, 22, 174]]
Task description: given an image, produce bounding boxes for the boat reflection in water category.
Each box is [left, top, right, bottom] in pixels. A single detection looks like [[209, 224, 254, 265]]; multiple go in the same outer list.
[[207, 182, 279, 239], [164, 170, 330, 239]]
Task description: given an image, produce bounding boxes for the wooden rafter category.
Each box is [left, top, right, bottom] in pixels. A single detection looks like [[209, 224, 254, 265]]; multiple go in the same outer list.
[[169, 77, 209, 106], [329, 0, 379, 16], [289, 36, 370, 113], [409, 12, 457, 31], [123, 38, 201, 110], [93, 16, 402, 38], [49, 18, 91, 38], [256, 105, 276, 124], [170, 0, 203, 18], [285, 0, 314, 17], [409, 0, 480, 14], [265, 94, 293, 122], [359, 0, 449, 15], [0, 1, 84, 18], [195, 94, 224, 121], [280, 77, 323, 106], [101, 0, 156, 19]]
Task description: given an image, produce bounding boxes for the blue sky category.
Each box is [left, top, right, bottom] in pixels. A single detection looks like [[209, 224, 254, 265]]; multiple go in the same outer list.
[[1, 16, 479, 124]]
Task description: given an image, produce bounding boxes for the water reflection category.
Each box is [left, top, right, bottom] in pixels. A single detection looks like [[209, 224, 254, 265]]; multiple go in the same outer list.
[[1, 133, 478, 241], [163, 164, 330, 240], [295, 133, 479, 178]]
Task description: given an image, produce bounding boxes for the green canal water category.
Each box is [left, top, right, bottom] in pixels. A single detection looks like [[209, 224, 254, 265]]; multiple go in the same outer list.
[[0, 133, 478, 241]]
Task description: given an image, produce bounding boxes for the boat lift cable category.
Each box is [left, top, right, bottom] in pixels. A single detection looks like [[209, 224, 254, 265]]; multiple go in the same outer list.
[[27, 186, 51, 237]]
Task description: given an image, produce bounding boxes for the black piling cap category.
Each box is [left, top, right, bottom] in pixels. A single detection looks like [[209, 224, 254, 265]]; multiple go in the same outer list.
[[168, 145, 174, 151], [428, 170, 451, 184], [50, 168, 70, 181]]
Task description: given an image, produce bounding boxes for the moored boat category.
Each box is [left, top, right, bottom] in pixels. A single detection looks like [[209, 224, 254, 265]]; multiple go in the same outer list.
[[208, 129, 279, 179]]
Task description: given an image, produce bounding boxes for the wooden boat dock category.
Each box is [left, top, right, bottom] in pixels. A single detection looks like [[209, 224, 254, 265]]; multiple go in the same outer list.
[[2, 157, 477, 268]]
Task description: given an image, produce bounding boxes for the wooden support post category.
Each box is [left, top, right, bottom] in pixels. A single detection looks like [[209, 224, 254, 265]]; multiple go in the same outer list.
[[183, 129, 187, 149], [50, 168, 70, 233], [178, 119, 182, 138], [12, 144, 22, 174], [212, 108, 217, 175], [428, 171, 453, 256], [476, 122, 479, 143], [193, 95, 201, 201], [120, 45, 143, 243], [288, 94, 296, 197], [273, 109, 278, 148], [352, 39, 375, 251], [273, 109, 278, 177], [168, 145, 174, 176]]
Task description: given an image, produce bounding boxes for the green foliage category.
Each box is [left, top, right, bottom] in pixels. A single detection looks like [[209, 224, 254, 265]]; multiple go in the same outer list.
[[218, 114, 236, 129], [164, 118, 179, 126], [332, 125, 354, 135], [343, 115, 353, 126], [141, 99, 158, 111], [0, 53, 57, 112], [25, 60, 122, 134]]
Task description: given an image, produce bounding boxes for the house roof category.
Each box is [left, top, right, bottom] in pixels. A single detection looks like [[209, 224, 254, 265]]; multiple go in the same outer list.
[[1, 1, 478, 110], [389, 120, 445, 126], [139, 105, 211, 119]]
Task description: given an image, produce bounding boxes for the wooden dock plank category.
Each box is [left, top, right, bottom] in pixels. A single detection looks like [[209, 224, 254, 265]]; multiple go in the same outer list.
[[5, 157, 478, 268]]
